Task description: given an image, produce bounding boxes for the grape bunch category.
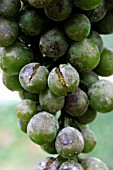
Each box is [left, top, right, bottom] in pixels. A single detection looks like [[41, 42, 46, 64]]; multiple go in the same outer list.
[[0, 0, 113, 169]]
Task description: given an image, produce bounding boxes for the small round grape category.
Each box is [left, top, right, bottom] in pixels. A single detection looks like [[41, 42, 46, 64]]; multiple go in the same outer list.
[[59, 160, 84, 170], [81, 157, 109, 170], [16, 99, 37, 121], [39, 89, 65, 113], [64, 88, 89, 117], [55, 126, 84, 158], [27, 111, 59, 145], [19, 63, 49, 93], [48, 64, 79, 96]]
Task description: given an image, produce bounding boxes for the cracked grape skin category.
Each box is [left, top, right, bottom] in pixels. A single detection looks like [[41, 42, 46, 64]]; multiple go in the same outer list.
[[38, 157, 65, 170], [19, 63, 49, 93], [55, 126, 84, 158], [48, 64, 80, 96], [27, 111, 59, 145]]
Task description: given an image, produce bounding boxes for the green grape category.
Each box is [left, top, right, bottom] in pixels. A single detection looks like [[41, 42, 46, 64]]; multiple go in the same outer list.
[[27, 111, 59, 145], [94, 48, 113, 76], [16, 99, 37, 121], [39, 28, 68, 59], [88, 80, 113, 113], [76, 105, 97, 125], [79, 71, 99, 93], [85, 1, 107, 23], [94, 11, 113, 34], [73, 0, 102, 10], [0, 0, 21, 18], [59, 160, 84, 170], [81, 127, 97, 153], [55, 126, 84, 158], [19, 63, 49, 93], [39, 89, 65, 113], [81, 157, 109, 170], [67, 38, 100, 72], [64, 88, 89, 117], [2, 72, 23, 91], [1, 0, 113, 169], [65, 14, 91, 41], [48, 64, 80, 96], [1, 41, 33, 75], [0, 17, 18, 47], [41, 140, 57, 154], [44, 0, 72, 21], [19, 6, 49, 36], [88, 31, 103, 53], [19, 89, 39, 102], [28, 0, 53, 8], [18, 118, 29, 134]]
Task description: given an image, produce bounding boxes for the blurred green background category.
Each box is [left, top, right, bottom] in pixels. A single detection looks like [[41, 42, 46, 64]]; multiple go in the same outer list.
[[0, 35, 113, 170]]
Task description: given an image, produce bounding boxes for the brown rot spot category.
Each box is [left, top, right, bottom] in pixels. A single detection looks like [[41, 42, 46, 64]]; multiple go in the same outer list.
[[29, 63, 40, 82], [55, 67, 67, 89]]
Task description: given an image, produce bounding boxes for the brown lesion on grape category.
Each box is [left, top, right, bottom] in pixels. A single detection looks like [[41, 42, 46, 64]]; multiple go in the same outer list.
[[55, 67, 68, 91], [29, 63, 40, 83], [45, 158, 54, 170]]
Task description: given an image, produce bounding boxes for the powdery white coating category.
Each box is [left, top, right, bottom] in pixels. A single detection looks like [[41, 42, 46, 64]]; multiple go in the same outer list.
[[59, 160, 84, 170], [38, 157, 54, 170], [27, 111, 59, 145], [49, 158, 60, 170], [19, 63, 49, 93], [48, 64, 80, 96], [39, 89, 65, 113], [39, 28, 68, 58], [48, 67, 68, 96], [88, 79, 113, 113], [55, 126, 84, 158], [0, 17, 18, 47], [65, 88, 89, 117], [67, 38, 100, 72], [81, 157, 109, 170], [16, 99, 37, 121], [45, 0, 72, 21], [59, 64, 80, 91]]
